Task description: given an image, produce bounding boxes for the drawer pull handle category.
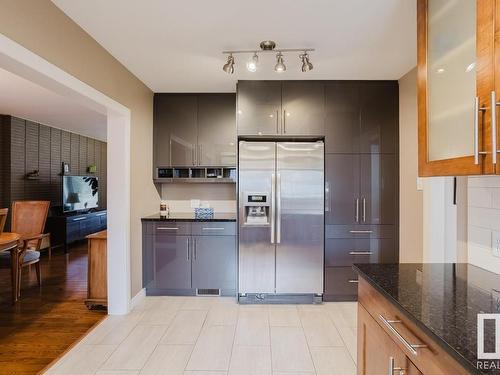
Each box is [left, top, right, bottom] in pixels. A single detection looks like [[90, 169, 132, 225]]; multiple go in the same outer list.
[[349, 251, 373, 255], [349, 230, 373, 234], [389, 357, 405, 375], [157, 227, 179, 230], [347, 279, 359, 283], [379, 315, 427, 356], [72, 217, 86, 221], [202, 227, 225, 231]]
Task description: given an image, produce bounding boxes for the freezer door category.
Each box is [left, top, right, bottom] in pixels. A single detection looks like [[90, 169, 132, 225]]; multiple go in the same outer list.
[[276, 142, 324, 294], [238, 141, 276, 294]]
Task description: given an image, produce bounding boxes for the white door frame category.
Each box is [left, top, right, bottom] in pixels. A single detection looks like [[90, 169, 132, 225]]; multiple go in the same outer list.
[[0, 33, 131, 315]]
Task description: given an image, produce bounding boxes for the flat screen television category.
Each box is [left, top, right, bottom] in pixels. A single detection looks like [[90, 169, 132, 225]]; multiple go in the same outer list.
[[62, 176, 99, 213]]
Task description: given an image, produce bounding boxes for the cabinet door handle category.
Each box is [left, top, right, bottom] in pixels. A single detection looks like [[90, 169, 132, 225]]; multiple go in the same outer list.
[[379, 315, 427, 356], [192, 147, 195, 166], [388, 357, 405, 375], [349, 230, 373, 234], [72, 217, 86, 221], [187, 237, 190, 261], [194, 238, 197, 260], [355, 198, 359, 223], [283, 109, 286, 134], [492, 91, 499, 165], [349, 251, 373, 255], [325, 181, 330, 212], [347, 279, 359, 283], [362, 197, 366, 223], [202, 227, 225, 231], [199, 144, 203, 165], [157, 227, 179, 230], [276, 110, 279, 134]]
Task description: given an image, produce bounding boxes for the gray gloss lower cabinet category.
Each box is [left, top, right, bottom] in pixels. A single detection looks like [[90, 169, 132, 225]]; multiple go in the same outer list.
[[155, 234, 191, 290], [142, 220, 237, 296], [192, 236, 236, 291]]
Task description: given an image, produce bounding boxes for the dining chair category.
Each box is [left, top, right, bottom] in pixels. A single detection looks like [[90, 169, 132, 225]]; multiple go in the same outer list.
[[1, 201, 50, 298], [0, 208, 7, 234]]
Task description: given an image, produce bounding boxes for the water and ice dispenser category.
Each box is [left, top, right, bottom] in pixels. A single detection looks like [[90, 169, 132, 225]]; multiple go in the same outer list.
[[243, 192, 270, 225]]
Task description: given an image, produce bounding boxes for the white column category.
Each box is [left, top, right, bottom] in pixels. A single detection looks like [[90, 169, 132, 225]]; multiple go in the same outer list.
[[106, 111, 131, 315]]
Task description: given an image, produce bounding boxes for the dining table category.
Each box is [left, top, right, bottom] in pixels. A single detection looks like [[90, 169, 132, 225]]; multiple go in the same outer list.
[[0, 232, 21, 303]]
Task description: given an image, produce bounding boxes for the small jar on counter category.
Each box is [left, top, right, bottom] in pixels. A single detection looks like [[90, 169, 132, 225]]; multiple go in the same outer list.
[[160, 200, 169, 218]]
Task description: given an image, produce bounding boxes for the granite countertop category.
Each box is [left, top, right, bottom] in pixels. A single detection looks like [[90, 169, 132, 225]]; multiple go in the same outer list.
[[141, 212, 236, 222], [354, 263, 500, 375]]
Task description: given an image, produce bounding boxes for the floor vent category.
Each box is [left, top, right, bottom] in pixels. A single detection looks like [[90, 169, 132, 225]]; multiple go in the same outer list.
[[196, 288, 221, 296]]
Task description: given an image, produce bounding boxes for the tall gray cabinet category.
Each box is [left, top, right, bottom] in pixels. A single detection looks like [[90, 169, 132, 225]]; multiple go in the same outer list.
[[324, 81, 399, 301]]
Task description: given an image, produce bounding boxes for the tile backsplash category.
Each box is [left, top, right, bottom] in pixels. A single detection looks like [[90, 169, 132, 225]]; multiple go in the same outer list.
[[468, 176, 500, 274]]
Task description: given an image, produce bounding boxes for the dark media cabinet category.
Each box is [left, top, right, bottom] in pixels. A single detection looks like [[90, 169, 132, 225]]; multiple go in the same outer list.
[[47, 210, 107, 251]]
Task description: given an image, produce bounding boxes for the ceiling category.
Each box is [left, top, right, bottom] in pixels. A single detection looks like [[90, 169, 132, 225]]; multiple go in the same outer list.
[[0, 67, 107, 140], [52, 0, 417, 93]]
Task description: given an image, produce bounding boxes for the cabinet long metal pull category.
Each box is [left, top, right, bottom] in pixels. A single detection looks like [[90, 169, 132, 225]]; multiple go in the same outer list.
[[194, 238, 197, 260], [325, 181, 330, 212], [271, 173, 276, 244], [362, 197, 366, 223], [349, 230, 372, 234], [347, 279, 359, 283], [202, 227, 225, 231], [192, 147, 196, 166], [492, 91, 499, 165], [157, 227, 179, 230], [355, 198, 359, 223], [276, 110, 279, 133], [379, 315, 427, 356], [349, 251, 373, 255], [276, 173, 282, 244], [187, 237, 190, 261], [388, 357, 405, 375], [283, 110, 286, 134]]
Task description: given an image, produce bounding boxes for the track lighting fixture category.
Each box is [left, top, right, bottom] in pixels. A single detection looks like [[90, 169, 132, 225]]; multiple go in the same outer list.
[[246, 53, 259, 72], [300, 52, 313, 72], [274, 53, 286, 73], [222, 41, 314, 74], [222, 54, 235, 74]]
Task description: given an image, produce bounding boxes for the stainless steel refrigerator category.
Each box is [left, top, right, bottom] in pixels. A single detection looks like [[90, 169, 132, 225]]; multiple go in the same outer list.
[[238, 140, 324, 303]]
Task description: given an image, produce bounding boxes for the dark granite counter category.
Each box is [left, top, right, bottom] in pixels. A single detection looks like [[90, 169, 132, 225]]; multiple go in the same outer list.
[[354, 263, 500, 374], [141, 212, 236, 222]]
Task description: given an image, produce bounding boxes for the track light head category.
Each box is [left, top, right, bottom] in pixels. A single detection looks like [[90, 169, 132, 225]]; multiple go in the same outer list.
[[275, 53, 286, 73], [300, 52, 313, 72], [246, 53, 259, 72], [223, 54, 235, 74]]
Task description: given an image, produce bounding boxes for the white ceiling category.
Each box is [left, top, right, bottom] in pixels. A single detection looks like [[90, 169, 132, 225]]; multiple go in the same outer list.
[[52, 0, 416, 93], [0, 67, 107, 140]]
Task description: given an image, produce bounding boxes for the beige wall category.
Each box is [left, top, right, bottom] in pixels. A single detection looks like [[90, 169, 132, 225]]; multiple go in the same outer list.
[[0, 0, 159, 296], [398, 67, 424, 262]]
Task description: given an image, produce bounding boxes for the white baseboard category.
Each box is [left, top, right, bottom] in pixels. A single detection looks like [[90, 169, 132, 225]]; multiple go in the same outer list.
[[129, 288, 146, 310]]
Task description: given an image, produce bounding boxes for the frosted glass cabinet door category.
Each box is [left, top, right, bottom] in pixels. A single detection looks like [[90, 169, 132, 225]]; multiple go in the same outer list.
[[427, 0, 476, 162]]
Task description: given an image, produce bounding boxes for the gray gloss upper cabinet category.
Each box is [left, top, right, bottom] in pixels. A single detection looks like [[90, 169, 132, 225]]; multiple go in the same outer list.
[[325, 83, 359, 153], [197, 94, 236, 166], [192, 235, 236, 291], [237, 81, 282, 135], [359, 83, 398, 154], [154, 94, 197, 167], [281, 81, 325, 135], [325, 154, 360, 225], [360, 154, 397, 225]]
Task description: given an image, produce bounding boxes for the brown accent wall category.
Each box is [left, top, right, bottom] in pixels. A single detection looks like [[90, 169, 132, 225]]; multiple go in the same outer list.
[[1, 115, 107, 220], [0, 0, 159, 296]]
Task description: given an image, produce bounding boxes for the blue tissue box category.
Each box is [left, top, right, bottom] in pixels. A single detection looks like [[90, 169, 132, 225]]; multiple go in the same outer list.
[[194, 208, 214, 219]]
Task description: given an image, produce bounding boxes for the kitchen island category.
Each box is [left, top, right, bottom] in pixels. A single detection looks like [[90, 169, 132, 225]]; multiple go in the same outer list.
[[354, 263, 500, 374], [142, 212, 236, 296]]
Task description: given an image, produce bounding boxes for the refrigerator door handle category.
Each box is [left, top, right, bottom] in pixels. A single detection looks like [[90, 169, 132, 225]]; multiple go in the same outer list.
[[271, 173, 276, 244], [276, 173, 282, 244]]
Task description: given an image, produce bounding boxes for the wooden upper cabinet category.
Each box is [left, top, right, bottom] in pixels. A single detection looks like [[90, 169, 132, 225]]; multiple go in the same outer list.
[[281, 81, 325, 136], [237, 81, 282, 135], [418, 0, 496, 176]]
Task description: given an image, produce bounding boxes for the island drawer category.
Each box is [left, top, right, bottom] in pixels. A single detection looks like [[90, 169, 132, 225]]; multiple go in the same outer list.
[[153, 222, 191, 235], [358, 277, 470, 375], [325, 238, 395, 267]]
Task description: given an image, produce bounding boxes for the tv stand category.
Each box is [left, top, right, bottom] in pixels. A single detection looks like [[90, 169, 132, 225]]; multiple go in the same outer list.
[[46, 210, 107, 252]]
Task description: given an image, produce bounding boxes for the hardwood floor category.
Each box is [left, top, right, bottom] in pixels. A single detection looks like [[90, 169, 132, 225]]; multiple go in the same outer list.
[[0, 242, 106, 375]]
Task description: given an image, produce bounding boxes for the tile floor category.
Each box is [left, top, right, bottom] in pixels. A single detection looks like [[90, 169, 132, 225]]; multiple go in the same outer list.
[[44, 296, 357, 375]]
